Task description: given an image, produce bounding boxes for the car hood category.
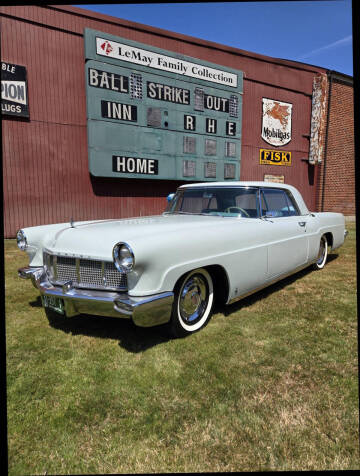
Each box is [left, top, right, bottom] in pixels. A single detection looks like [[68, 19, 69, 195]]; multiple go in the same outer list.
[[44, 214, 250, 260]]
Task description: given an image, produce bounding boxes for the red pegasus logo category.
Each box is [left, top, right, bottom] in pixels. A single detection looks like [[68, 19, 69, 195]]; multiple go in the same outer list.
[[101, 41, 113, 55]]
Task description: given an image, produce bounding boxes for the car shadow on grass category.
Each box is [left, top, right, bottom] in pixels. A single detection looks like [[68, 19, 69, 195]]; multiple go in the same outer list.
[[42, 255, 338, 350], [45, 308, 171, 352], [221, 255, 339, 316]]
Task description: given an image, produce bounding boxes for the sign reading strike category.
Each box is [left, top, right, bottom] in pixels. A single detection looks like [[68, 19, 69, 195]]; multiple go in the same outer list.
[[96, 37, 238, 88], [1, 62, 29, 118]]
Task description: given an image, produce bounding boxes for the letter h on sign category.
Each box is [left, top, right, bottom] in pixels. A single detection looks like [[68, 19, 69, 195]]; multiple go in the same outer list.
[[206, 118, 217, 134]]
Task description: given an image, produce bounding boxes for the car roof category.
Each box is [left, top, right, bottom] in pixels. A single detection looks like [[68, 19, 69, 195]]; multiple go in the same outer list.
[[180, 181, 291, 189], [178, 181, 310, 215]]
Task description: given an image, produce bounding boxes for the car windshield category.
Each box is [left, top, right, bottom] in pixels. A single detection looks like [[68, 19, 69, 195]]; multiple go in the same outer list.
[[164, 187, 260, 218]]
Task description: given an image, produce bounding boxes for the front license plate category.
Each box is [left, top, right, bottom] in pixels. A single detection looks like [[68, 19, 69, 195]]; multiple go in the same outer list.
[[42, 295, 65, 315]]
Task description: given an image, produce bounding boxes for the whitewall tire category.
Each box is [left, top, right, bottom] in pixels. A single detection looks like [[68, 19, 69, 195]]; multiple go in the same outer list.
[[314, 235, 328, 270], [169, 268, 214, 337]]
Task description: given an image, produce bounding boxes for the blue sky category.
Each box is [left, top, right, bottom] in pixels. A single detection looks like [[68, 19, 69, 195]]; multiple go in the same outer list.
[[74, 1, 353, 76]]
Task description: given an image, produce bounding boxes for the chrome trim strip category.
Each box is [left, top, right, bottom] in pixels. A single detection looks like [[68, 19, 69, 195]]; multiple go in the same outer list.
[[228, 259, 317, 305], [18, 267, 43, 279], [102, 260, 106, 286], [76, 258, 80, 283], [54, 255, 58, 281]]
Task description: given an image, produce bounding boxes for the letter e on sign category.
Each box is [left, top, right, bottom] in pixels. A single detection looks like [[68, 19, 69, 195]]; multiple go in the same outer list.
[[226, 121, 236, 136]]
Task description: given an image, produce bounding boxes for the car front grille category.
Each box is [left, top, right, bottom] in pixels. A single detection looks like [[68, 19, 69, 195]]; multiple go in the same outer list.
[[43, 251, 127, 291]]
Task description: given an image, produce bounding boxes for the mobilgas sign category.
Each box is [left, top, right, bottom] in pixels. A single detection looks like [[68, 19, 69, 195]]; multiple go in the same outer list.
[[84, 28, 243, 182], [1, 62, 29, 118], [261, 98, 292, 147]]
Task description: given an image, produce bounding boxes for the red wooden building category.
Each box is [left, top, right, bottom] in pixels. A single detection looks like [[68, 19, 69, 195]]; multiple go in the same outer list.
[[1, 5, 354, 238]]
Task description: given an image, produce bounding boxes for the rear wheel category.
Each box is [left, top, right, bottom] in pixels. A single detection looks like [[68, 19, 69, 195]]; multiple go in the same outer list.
[[314, 235, 328, 270], [169, 268, 214, 338]]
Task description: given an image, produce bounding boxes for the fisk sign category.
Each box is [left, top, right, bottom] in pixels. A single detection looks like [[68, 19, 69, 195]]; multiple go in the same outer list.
[[260, 149, 291, 166]]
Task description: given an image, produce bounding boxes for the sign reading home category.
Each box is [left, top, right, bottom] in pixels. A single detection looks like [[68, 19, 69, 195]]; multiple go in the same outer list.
[[113, 156, 158, 175], [1, 62, 29, 118], [261, 98, 292, 146], [84, 28, 243, 182], [260, 148, 291, 166]]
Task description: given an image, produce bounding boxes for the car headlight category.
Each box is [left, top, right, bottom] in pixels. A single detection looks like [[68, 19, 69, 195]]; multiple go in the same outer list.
[[16, 229, 28, 250], [112, 242, 135, 273]]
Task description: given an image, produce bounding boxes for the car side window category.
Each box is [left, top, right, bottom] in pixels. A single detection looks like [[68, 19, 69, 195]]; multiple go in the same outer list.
[[284, 191, 300, 215], [175, 190, 219, 214], [234, 191, 258, 217], [261, 189, 299, 217]]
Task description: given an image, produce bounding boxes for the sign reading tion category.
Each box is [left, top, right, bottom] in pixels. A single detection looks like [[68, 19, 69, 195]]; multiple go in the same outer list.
[[1, 62, 29, 118]]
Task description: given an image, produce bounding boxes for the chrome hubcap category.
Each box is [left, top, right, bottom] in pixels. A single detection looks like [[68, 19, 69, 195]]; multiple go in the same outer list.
[[179, 274, 208, 324], [317, 238, 326, 265]]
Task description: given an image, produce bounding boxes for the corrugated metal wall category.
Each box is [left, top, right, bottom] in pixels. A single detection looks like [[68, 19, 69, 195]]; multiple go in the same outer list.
[[241, 80, 320, 210], [1, 5, 324, 237]]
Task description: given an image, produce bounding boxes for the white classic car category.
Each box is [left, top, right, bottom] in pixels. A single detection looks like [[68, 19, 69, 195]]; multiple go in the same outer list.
[[17, 182, 348, 337]]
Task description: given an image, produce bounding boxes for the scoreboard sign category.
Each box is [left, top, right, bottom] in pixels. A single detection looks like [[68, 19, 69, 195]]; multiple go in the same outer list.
[[84, 28, 243, 181]]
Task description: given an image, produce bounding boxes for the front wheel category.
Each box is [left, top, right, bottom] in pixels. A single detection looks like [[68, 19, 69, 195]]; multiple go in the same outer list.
[[314, 235, 328, 270], [169, 268, 214, 338]]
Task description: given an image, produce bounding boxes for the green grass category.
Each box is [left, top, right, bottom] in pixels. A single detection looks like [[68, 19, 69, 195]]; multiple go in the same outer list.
[[5, 224, 359, 473]]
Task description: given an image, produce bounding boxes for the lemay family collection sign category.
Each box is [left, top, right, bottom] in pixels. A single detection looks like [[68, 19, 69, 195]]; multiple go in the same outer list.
[[84, 28, 243, 181]]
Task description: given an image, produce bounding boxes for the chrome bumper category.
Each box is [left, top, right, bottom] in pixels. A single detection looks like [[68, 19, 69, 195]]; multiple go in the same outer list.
[[18, 267, 174, 327]]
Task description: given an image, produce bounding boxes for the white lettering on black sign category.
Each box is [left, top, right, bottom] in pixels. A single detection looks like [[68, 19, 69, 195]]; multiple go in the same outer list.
[[1, 62, 29, 118], [226, 121, 236, 136], [184, 115, 196, 131], [206, 118, 217, 134], [101, 100, 137, 122], [147, 81, 190, 104], [88, 67, 128, 93], [112, 156, 158, 175], [204, 94, 229, 113]]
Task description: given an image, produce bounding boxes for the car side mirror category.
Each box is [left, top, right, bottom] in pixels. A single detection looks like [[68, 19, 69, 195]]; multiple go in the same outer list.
[[167, 193, 175, 203]]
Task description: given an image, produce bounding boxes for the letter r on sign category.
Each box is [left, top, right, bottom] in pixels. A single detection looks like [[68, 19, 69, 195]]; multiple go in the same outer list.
[[184, 115, 196, 131]]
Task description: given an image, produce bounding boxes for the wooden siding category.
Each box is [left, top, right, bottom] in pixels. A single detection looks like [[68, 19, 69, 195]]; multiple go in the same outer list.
[[1, 5, 327, 237]]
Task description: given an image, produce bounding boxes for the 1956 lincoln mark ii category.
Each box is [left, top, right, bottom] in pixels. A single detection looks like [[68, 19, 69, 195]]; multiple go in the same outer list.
[[17, 182, 348, 337]]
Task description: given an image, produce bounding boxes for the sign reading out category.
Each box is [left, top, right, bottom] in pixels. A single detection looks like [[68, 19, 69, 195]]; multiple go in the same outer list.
[[1, 62, 29, 118], [85, 28, 243, 181]]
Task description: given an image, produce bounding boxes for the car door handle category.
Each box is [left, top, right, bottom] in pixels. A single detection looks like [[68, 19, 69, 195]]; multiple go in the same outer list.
[[298, 221, 306, 227]]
